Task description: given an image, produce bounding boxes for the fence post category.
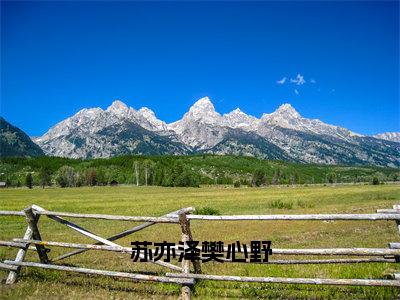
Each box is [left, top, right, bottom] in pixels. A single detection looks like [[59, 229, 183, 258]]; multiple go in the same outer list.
[[24, 206, 49, 264], [178, 213, 193, 300], [6, 225, 33, 284], [392, 205, 400, 263]]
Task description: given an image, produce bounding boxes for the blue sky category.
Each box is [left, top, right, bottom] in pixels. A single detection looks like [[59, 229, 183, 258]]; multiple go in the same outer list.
[[1, 1, 399, 136]]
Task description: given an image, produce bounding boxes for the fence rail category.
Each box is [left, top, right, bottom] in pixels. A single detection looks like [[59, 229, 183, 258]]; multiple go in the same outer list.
[[1, 204, 400, 299]]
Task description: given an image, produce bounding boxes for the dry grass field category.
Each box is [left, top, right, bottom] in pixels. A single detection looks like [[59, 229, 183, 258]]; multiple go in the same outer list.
[[1, 184, 400, 299]]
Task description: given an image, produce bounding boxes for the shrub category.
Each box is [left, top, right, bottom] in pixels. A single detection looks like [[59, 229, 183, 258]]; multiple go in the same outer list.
[[268, 200, 293, 209], [174, 169, 200, 187], [372, 176, 380, 185], [252, 169, 266, 187], [296, 200, 315, 208], [195, 206, 221, 215], [233, 181, 241, 188], [55, 165, 76, 187]]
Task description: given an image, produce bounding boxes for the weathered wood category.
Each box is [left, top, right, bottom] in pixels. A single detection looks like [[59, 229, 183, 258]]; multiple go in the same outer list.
[[166, 273, 400, 287], [14, 239, 134, 253], [6, 225, 33, 284], [376, 209, 400, 213], [18, 240, 398, 258], [0, 262, 18, 271], [0, 241, 50, 253], [0, 210, 25, 216], [52, 214, 181, 271], [3, 261, 194, 285], [179, 213, 191, 300], [271, 248, 400, 256], [18, 240, 399, 264], [5, 204, 400, 291], [389, 243, 400, 249], [23, 207, 49, 264], [52, 207, 194, 262], [32, 208, 178, 223], [5, 210, 400, 221], [31, 205, 182, 271], [218, 257, 395, 264], [396, 220, 400, 235], [0, 240, 27, 248], [14, 239, 182, 272], [389, 242, 400, 263], [171, 245, 400, 256], [186, 213, 400, 221], [178, 214, 201, 275]]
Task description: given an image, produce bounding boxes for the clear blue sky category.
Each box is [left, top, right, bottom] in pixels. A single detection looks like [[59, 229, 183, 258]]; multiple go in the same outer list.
[[1, 1, 399, 136]]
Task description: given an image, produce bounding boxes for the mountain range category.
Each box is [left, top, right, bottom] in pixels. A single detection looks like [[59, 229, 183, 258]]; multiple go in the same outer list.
[[28, 97, 399, 167]]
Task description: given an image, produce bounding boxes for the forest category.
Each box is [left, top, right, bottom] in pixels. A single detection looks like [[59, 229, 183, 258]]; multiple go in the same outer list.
[[1, 155, 399, 188]]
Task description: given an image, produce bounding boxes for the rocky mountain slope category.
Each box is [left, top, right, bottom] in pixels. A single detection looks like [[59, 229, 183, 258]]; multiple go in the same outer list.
[[32, 97, 399, 167], [374, 132, 400, 143], [0, 117, 44, 157]]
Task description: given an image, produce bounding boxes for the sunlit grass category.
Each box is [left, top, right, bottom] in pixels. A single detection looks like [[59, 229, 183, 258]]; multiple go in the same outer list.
[[1, 184, 400, 299]]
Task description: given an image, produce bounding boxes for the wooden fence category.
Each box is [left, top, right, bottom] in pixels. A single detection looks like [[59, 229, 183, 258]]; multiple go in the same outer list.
[[1, 204, 400, 299]]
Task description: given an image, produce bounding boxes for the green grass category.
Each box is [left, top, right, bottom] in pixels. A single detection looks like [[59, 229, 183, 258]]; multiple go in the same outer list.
[[1, 184, 400, 299]]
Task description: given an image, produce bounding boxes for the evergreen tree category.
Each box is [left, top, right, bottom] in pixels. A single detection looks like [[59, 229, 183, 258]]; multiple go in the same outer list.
[[25, 173, 33, 189], [372, 176, 380, 185], [39, 167, 51, 188], [327, 172, 336, 184]]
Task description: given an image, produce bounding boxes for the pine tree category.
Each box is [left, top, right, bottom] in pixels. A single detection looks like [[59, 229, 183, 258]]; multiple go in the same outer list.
[[25, 173, 33, 189], [39, 167, 51, 188]]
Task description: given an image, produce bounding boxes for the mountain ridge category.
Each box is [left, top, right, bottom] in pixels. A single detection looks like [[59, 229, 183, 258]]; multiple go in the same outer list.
[[29, 97, 400, 167], [0, 117, 45, 157]]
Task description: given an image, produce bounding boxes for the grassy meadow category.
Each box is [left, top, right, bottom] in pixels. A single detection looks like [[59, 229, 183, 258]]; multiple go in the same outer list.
[[1, 184, 400, 299]]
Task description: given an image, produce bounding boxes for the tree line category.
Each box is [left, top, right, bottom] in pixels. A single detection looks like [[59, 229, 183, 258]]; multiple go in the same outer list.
[[1, 155, 398, 188]]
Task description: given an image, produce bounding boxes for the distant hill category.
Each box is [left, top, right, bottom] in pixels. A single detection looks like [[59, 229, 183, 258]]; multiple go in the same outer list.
[[0, 117, 44, 157]]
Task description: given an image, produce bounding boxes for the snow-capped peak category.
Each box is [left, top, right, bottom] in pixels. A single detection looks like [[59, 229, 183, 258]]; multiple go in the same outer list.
[[223, 108, 259, 130], [138, 107, 156, 118], [106, 100, 130, 115], [273, 103, 301, 119], [261, 103, 301, 124], [76, 107, 103, 116], [138, 107, 167, 131], [189, 96, 216, 113], [259, 103, 359, 140], [226, 108, 244, 115], [183, 96, 221, 124]]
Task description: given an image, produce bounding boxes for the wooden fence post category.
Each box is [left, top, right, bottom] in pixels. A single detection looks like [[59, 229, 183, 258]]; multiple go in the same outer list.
[[24, 206, 49, 264], [6, 225, 33, 284], [52, 207, 194, 262], [179, 213, 195, 300], [392, 205, 400, 264]]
